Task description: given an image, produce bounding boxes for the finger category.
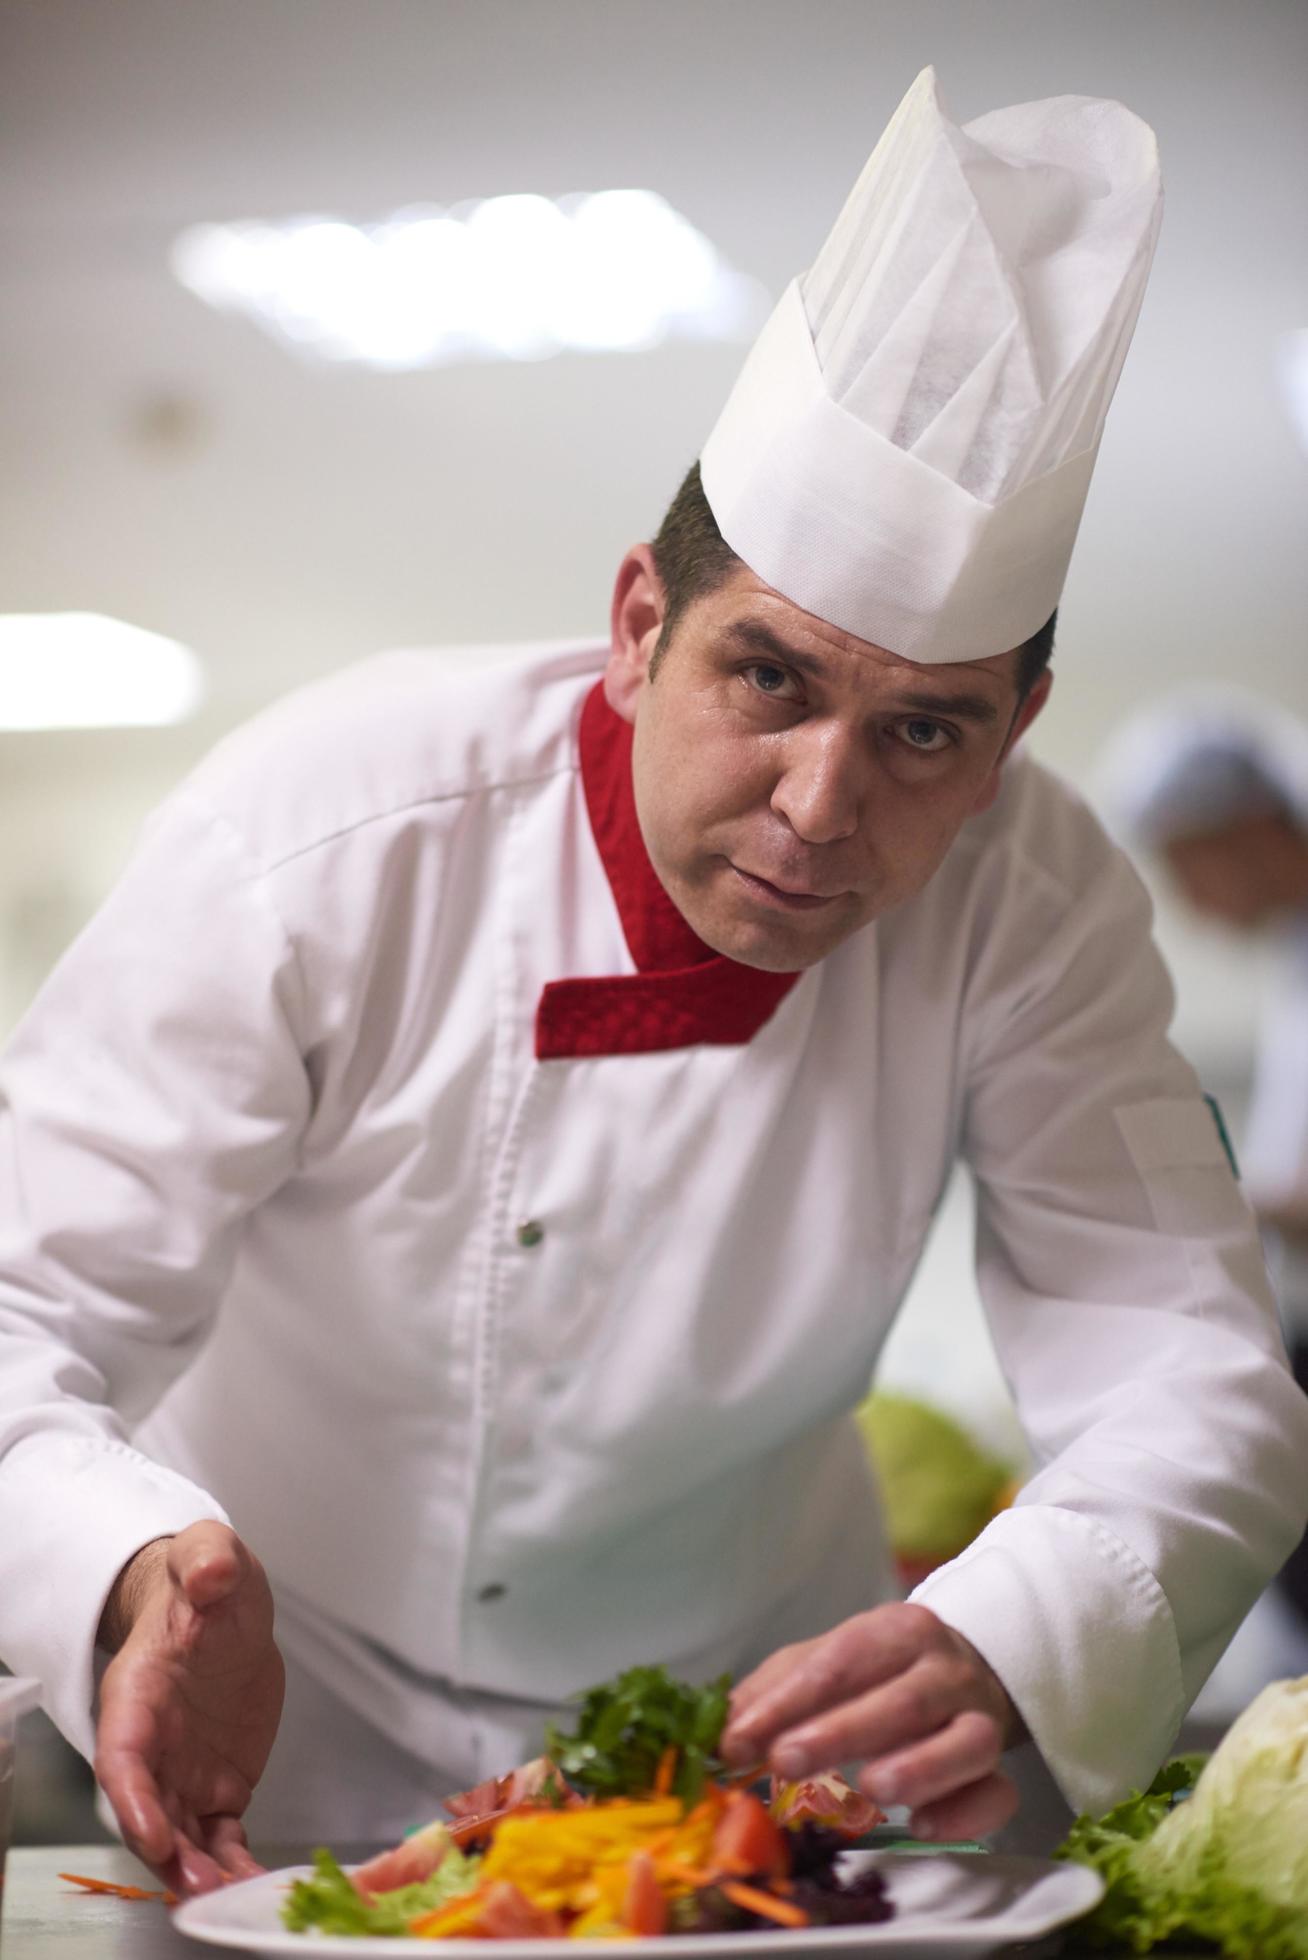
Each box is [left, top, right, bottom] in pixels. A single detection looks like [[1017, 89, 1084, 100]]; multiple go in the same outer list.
[[171, 1827, 231, 1898], [855, 1710, 1003, 1811], [168, 1522, 245, 1611], [909, 1770, 1019, 1844], [203, 1815, 265, 1880], [765, 1641, 978, 1777], [722, 1655, 809, 1763], [723, 1607, 934, 1762], [95, 1745, 176, 1869], [727, 1642, 812, 1724]]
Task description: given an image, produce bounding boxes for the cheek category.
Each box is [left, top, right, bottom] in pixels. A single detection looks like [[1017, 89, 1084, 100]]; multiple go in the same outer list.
[[640, 723, 768, 837], [871, 786, 977, 881]]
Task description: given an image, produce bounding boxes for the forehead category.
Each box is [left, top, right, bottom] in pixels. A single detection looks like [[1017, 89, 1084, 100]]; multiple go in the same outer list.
[[686, 566, 1024, 702]]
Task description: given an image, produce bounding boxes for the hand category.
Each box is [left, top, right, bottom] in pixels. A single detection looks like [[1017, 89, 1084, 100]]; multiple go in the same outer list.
[[720, 1604, 1024, 1842], [94, 1522, 285, 1896]]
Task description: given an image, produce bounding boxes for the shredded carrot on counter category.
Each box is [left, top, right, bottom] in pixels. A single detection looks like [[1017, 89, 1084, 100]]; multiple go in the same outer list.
[[58, 1871, 178, 1905]]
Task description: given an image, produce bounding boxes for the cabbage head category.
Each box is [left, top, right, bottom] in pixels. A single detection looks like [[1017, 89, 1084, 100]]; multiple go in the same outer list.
[[1059, 1676, 1308, 1956]]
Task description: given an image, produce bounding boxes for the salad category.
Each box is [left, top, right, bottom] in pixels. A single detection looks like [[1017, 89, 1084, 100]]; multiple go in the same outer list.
[[283, 1665, 893, 1940]]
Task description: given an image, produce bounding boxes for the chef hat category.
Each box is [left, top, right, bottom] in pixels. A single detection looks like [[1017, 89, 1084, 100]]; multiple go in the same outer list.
[[700, 66, 1163, 664], [1098, 688, 1308, 849]]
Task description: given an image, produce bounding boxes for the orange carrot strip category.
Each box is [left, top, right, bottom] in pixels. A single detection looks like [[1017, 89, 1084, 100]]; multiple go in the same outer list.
[[720, 1761, 768, 1787], [58, 1872, 175, 1904], [653, 1747, 678, 1797], [719, 1882, 809, 1928], [408, 1891, 489, 1937], [658, 1860, 714, 1888]]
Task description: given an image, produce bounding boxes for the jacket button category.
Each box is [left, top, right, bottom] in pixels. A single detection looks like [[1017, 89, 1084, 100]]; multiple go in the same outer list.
[[477, 1583, 507, 1603], [515, 1219, 545, 1248]]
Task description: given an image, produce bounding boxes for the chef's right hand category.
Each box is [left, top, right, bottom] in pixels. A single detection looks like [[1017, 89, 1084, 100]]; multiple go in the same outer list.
[[94, 1521, 285, 1897]]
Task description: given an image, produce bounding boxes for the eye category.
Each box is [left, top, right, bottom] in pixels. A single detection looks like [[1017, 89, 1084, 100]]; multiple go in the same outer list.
[[743, 661, 803, 704], [894, 717, 954, 754]]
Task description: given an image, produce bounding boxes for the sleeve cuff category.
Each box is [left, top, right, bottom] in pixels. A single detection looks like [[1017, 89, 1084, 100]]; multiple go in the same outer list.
[[909, 1502, 1185, 1817], [0, 1433, 229, 1761]]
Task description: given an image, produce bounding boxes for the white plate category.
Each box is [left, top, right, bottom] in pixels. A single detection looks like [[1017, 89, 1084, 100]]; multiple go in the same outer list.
[[173, 1851, 1103, 1959]]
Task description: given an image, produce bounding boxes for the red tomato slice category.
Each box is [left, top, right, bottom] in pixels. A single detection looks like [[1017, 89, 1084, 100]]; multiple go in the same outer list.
[[477, 1881, 567, 1939], [351, 1818, 450, 1898], [711, 1790, 790, 1879], [621, 1851, 668, 1936], [444, 1757, 578, 1830], [442, 1756, 582, 1847], [443, 1776, 503, 1822]]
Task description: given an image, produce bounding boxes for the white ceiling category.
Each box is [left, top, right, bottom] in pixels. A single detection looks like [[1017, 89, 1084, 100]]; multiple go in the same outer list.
[[0, 0, 1305, 1051], [3, 0, 1305, 722]]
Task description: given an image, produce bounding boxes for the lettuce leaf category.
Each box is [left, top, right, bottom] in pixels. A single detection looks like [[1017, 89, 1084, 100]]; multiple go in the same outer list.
[[281, 1845, 481, 1936], [1058, 1753, 1308, 1957]]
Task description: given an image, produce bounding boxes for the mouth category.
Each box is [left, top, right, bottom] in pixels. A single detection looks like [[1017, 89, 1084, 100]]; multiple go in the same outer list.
[[729, 864, 844, 912]]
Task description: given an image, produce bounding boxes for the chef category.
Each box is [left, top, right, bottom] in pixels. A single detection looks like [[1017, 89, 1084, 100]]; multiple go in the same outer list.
[[2, 68, 1306, 1897]]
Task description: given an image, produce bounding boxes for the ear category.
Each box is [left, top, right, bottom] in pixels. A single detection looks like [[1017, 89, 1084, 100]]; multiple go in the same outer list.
[[605, 545, 666, 725], [971, 669, 1053, 815]]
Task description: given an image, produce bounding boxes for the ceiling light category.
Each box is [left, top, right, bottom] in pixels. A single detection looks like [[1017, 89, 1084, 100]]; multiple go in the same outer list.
[[171, 191, 767, 369], [0, 615, 205, 731]]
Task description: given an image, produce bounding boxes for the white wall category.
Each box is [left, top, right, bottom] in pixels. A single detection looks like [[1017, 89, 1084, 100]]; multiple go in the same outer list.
[[2, 1, 1305, 1531]]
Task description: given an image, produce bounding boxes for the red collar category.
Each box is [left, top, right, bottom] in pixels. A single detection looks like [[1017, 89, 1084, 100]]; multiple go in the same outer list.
[[535, 682, 801, 1060]]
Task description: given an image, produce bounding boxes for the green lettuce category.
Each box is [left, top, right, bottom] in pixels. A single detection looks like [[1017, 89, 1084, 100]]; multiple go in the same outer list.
[[281, 1844, 482, 1937], [1059, 1677, 1308, 1956]]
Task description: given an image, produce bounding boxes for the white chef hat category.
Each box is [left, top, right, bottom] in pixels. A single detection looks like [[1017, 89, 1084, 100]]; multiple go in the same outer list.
[[700, 66, 1163, 664], [1098, 688, 1308, 849]]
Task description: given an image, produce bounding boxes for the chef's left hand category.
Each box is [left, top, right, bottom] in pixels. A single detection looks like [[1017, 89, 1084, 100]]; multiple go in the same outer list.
[[720, 1604, 1024, 1841]]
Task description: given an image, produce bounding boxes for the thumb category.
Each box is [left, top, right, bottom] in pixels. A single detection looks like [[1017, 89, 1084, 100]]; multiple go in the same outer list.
[[168, 1522, 245, 1611]]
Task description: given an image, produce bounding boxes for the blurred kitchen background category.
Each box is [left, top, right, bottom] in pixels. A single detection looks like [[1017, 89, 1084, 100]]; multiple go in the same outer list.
[[2, 0, 1306, 1841]]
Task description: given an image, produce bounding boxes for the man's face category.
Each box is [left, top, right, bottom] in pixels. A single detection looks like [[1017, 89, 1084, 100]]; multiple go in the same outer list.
[[604, 553, 1050, 972], [1164, 812, 1308, 931]]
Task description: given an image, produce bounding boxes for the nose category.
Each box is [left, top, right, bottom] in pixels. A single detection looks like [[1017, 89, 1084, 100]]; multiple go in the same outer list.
[[770, 724, 865, 845]]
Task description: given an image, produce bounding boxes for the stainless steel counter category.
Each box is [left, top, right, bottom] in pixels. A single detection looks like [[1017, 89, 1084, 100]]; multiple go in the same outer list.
[[3, 1845, 191, 1958]]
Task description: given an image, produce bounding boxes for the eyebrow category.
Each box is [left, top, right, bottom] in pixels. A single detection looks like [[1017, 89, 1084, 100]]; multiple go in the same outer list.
[[724, 620, 1002, 727]]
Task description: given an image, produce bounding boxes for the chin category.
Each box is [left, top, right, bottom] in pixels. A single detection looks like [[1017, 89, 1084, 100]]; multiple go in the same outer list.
[[695, 913, 852, 973]]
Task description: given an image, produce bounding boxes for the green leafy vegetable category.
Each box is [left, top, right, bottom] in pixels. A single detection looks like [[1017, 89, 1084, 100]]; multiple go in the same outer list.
[[1058, 1676, 1308, 1956], [281, 1844, 481, 1937], [545, 1663, 733, 1806], [856, 1392, 1012, 1559]]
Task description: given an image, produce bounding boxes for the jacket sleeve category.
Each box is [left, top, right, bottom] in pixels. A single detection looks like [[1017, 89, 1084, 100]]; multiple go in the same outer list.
[[0, 792, 311, 1759], [911, 815, 1308, 1818]]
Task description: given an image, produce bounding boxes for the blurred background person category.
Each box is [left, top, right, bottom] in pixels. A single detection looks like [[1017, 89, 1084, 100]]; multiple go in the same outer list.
[[1101, 689, 1308, 1673]]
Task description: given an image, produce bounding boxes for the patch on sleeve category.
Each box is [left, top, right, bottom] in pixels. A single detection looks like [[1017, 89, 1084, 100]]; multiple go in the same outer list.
[[1202, 1093, 1241, 1179], [1115, 1096, 1250, 1238]]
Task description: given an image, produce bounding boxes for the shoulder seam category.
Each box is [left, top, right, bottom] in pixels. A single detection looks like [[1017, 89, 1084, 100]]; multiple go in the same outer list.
[[178, 755, 579, 880], [948, 822, 1083, 916]]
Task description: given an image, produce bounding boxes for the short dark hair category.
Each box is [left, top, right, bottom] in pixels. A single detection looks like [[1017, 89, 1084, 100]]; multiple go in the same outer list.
[[650, 461, 1056, 695]]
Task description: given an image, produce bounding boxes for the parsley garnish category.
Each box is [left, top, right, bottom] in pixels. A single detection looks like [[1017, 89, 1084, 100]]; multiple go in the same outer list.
[[545, 1664, 733, 1806]]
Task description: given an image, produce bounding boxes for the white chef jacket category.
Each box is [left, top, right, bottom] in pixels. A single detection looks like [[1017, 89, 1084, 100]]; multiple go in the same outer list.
[[1, 640, 1305, 1823]]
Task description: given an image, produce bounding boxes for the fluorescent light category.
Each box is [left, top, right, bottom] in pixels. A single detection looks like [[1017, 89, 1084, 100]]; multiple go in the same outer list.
[[171, 191, 767, 370], [0, 615, 205, 730]]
